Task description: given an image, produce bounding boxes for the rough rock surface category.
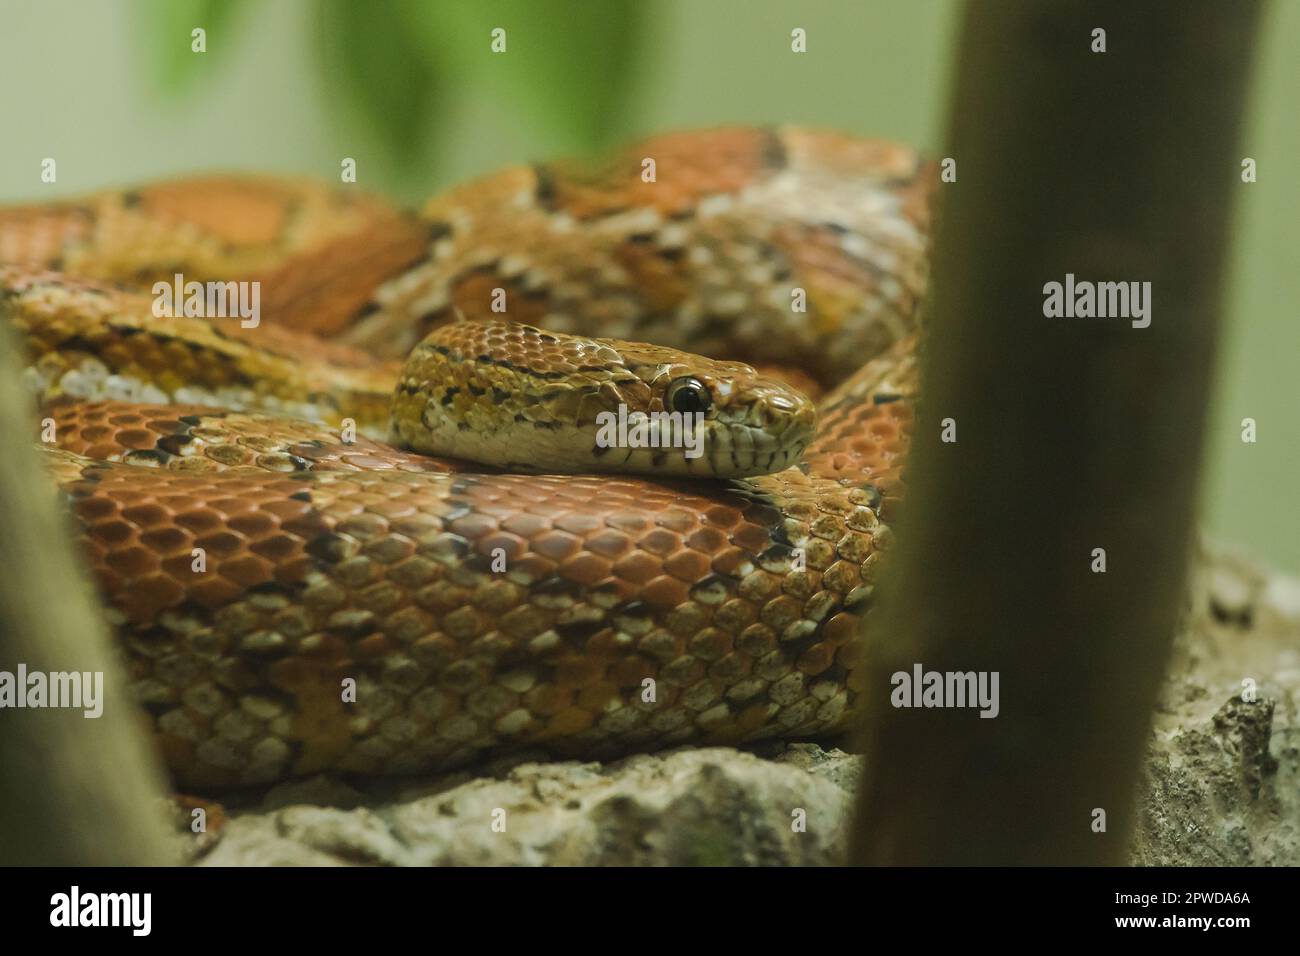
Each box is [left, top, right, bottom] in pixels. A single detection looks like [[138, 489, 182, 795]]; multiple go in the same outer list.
[[177, 540, 1299, 866], [1131, 542, 1299, 865]]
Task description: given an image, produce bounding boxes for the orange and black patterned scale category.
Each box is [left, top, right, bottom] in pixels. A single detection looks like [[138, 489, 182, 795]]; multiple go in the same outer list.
[[3, 127, 928, 787], [348, 126, 934, 387], [0, 175, 429, 338]]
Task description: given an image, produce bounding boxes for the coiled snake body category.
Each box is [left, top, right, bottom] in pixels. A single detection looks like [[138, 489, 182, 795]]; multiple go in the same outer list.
[[2, 128, 929, 787]]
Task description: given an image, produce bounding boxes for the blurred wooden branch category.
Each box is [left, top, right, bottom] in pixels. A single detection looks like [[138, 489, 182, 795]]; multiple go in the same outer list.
[[0, 322, 173, 865], [850, 0, 1264, 864]]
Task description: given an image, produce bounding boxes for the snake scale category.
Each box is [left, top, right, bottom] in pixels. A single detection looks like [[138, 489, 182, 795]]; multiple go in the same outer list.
[[1, 127, 930, 787]]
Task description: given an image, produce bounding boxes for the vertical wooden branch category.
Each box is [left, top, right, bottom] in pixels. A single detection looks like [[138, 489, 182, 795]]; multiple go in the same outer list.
[[850, 0, 1264, 864], [0, 322, 173, 865]]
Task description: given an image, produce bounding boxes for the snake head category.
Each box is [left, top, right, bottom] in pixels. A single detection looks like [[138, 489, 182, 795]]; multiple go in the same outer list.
[[392, 321, 817, 478]]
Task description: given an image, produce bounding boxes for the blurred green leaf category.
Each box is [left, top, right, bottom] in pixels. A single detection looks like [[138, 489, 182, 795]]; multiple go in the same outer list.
[[416, 0, 648, 151], [139, 0, 649, 176], [317, 0, 443, 175], [138, 0, 249, 95]]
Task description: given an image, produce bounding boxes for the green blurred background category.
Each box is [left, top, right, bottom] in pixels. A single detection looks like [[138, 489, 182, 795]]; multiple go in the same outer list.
[[2, 0, 1296, 570]]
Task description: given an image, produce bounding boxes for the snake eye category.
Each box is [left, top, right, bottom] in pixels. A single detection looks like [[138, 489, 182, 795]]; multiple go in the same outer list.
[[665, 377, 712, 415]]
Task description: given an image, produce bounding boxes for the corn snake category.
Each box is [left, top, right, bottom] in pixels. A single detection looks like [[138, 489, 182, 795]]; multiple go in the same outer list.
[[1, 127, 929, 787]]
